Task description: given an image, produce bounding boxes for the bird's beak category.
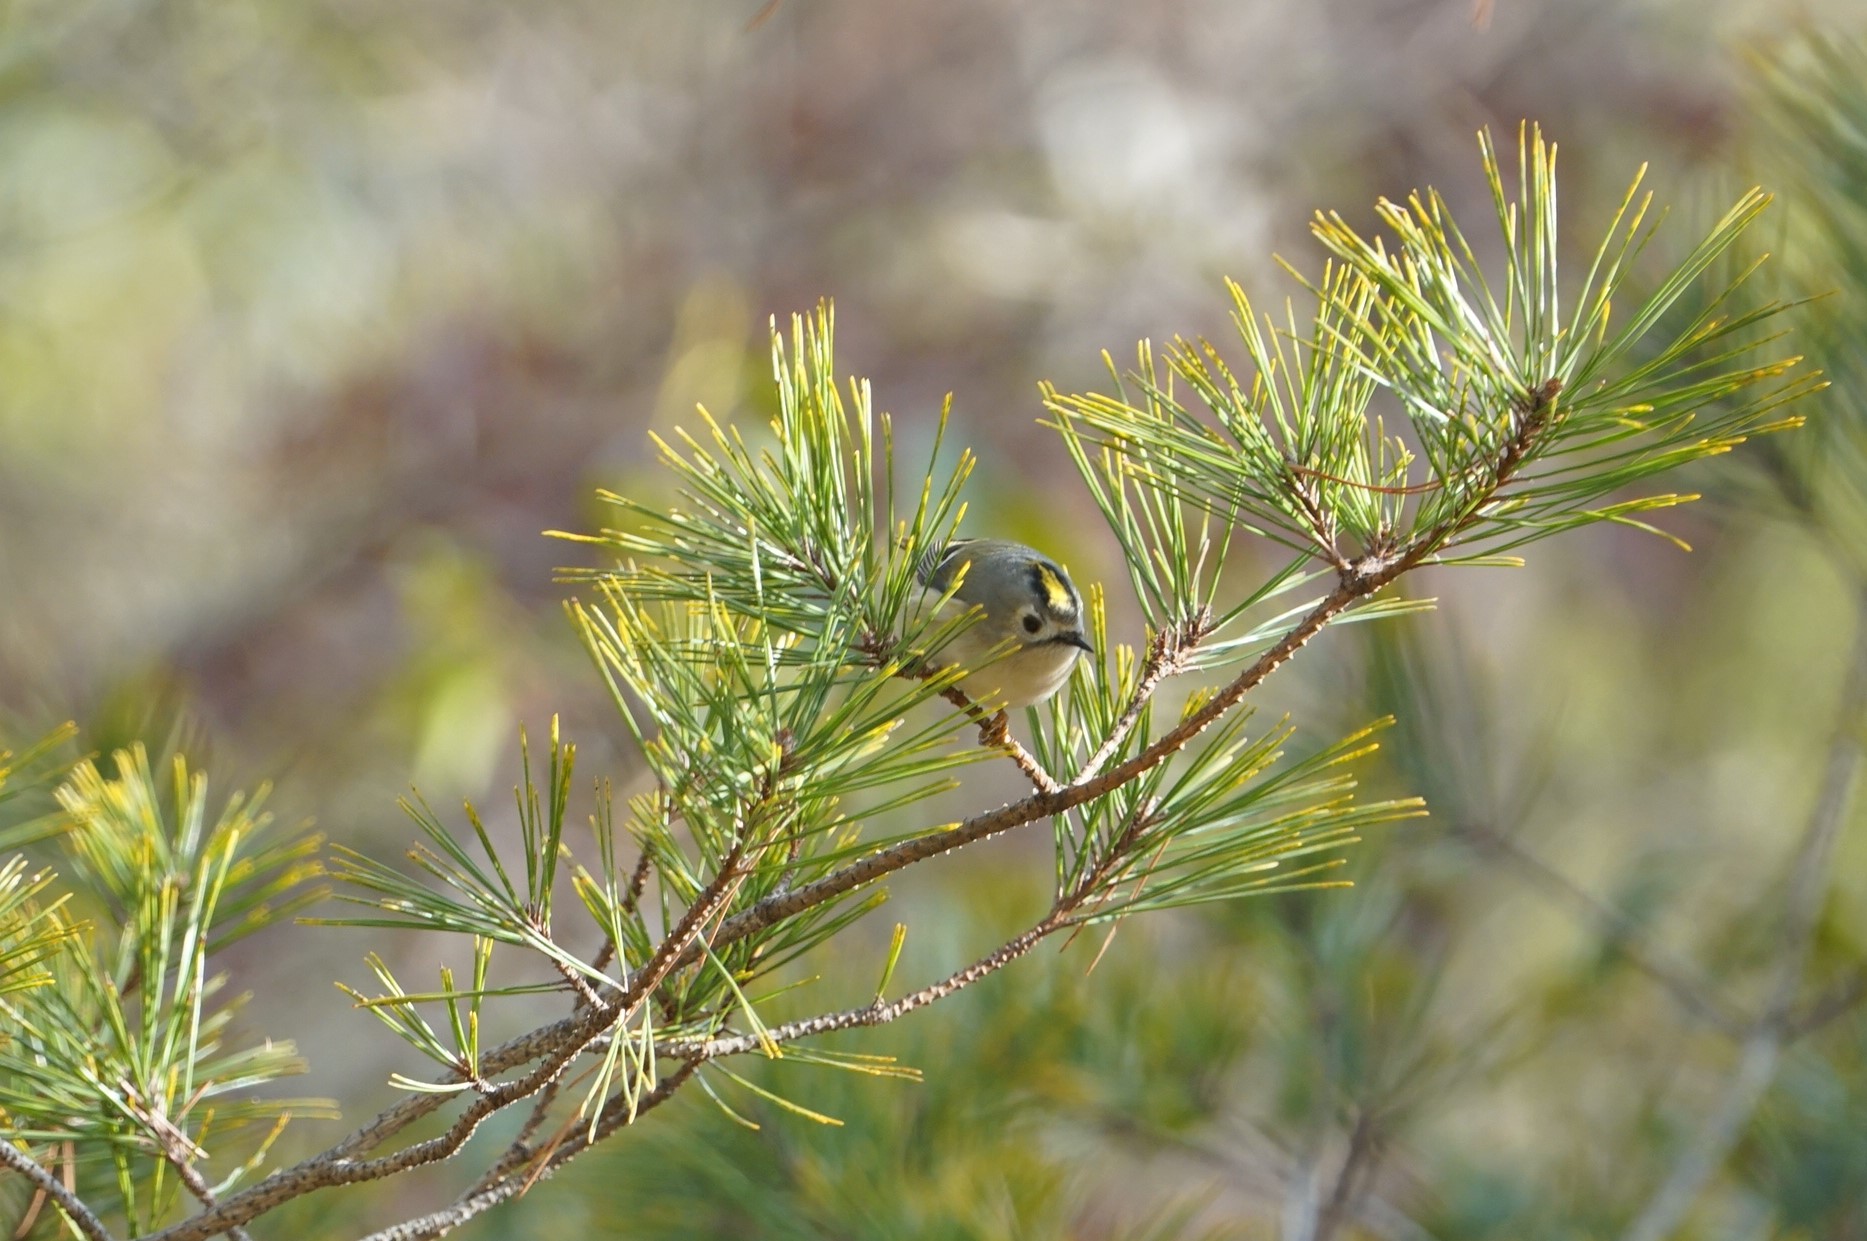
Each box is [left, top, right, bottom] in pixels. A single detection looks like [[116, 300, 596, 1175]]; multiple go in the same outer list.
[[1061, 633, 1095, 654]]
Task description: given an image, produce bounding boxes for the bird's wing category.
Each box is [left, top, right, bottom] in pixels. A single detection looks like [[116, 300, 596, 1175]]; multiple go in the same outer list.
[[915, 539, 973, 592]]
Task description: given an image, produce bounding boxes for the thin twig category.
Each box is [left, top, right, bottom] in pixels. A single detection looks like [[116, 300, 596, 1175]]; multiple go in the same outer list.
[[939, 690, 1059, 793], [675, 795, 1165, 1064], [1288, 462, 1446, 497], [623, 847, 653, 914], [148, 993, 613, 1241], [1076, 619, 1202, 782], [472, 1077, 566, 1201], [1623, 582, 1867, 1241], [1158, 1121, 1437, 1241], [671, 914, 1069, 1061], [1310, 1108, 1383, 1241], [0, 1142, 115, 1241], [659, 786, 1148, 1070], [1283, 465, 1351, 571], [862, 629, 1059, 791], [615, 841, 753, 1014], [167, 1153, 255, 1241], [585, 845, 651, 985], [351, 1062, 699, 1241], [553, 959, 604, 1009]]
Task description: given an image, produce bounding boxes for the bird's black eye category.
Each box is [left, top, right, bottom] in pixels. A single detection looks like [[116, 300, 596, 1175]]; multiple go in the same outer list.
[[1021, 613, 1043, 634]]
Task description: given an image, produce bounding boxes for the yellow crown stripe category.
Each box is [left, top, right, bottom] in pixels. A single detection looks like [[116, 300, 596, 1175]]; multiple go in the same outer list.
[[1035, 563, 1075, 613]]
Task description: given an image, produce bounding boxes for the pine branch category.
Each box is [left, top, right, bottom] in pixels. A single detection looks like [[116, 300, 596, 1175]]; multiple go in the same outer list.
[[0, 1141, 114, 1241], [349, 1063, 698, 1241], [166, 1152, 254, 1241], [143, 848, 759, 1241], [1786, 969, 1867, 1039], [669, 914, 1069, 1063], [686, 376, 1553, 965], [922, 675, 1058, 792], [665, 791, 1162, 1065], [1075, 616, 1207, 781], [678, 571, 1366, 970]]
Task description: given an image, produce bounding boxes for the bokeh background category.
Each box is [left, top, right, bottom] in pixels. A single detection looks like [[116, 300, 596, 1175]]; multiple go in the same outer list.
[[4, 1, 1866, 1237]]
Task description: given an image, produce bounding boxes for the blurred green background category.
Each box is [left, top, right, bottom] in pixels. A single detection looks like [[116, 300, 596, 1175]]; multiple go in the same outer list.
[[4, 1, 1866, 1237]]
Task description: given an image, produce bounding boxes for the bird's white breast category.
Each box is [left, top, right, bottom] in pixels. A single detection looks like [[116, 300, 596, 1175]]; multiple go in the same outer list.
[[923, 602, 1080, 708]]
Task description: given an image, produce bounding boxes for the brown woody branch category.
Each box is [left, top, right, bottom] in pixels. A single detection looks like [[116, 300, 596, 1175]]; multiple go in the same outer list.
[[686, 565, 1371, 972], [352, 1063, 699, 1241], [1786, 968, 1867, 1039], [349, 723, 1178, 1238], [671, 786, 1163, 1065], [0, 1141, 112, 1241], [670, 914, 1069, 1062], [167, 1155, 254, 1241], [1076, 614, 1209, 782], [937, 689, 1059, 793]]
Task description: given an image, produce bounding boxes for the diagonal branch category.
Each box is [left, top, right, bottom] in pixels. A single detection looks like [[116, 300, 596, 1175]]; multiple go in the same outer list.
[[1076, 616, 1206, 782], [0, 1141, 115, 1241], [936, 689, 1058, 793], [166, 1154, 255, 1241], [142, 1010, 613, 1241], [691, 564, 1379, 969], [1785, 967, 1867, 1039], [350, 1062, 699, 1241], [682, 382, 1558, 972], [866, 627, 1059, 792], [670, 913, 1069, 1062], [614, 841, 752, 1014], [674, 786, 1169, 1064], [375, 775, 1167, 1238]]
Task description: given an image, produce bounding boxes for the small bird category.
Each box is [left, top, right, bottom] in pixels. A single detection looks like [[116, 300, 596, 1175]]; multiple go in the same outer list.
[[917, 538, 1094, 708]]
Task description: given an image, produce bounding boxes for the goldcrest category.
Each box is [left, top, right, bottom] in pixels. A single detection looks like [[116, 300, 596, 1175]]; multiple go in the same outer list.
[[917, 538, 1093, 708]]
